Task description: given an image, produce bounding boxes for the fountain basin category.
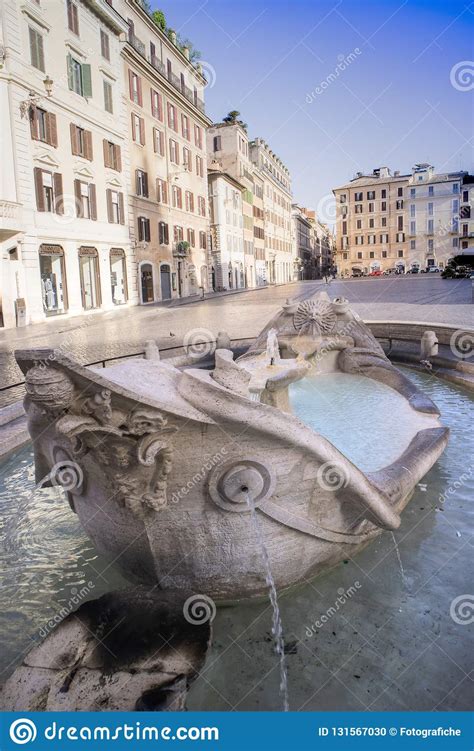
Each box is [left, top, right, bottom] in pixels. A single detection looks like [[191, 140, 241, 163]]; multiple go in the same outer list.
[[14, 294, 448, 602]]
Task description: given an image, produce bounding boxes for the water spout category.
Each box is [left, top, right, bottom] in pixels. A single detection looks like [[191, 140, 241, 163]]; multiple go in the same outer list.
[[245, 493, 289, 711]]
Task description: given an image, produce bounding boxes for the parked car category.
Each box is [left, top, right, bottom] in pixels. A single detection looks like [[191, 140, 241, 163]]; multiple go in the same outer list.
[[369, 270, 382, 276], [427, 266, 441, 273], [407, 267, 420, 274], [383, 268, 395, 275], [351, 269, 364, 278]]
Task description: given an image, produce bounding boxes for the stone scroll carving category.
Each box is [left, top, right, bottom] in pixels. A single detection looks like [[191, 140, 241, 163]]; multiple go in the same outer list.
[[24, 362, 177, 518]]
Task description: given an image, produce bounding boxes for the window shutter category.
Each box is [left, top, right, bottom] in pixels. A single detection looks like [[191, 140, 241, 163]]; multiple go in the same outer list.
[[67, 54, 74, 90], [118, 192, 125, 224], [163, 182, 168, 204], [37, 33, 45, 71], [29, 107, 38, 140], [135, 170, 140, 194], [53, 173, 64, 214], [89, 183, 97, 220], [128, 70, 134, 100], [143, 172, 148, 198], [137, 76, 142, 106], [84, 130, 93, 160], [115, 145, 122, 172], [165, 223, 169, 244], [106, 189, 113, 222], [70, 123, 78, 155], [150, 41, 155, 59], [82, 64, 92, 98], [139, 117, 145, 146], [103, 139, 110, 168], [74, 179, 82, 217], [46, 113, 58, 147], [34, 168, 45, 211]]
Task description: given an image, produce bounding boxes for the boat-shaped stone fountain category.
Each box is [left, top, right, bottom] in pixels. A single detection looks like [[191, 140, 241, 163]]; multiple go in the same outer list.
[[15, 292, 448, 602]]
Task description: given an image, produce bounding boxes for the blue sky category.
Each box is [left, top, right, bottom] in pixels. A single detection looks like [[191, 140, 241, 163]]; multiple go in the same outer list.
[[159, 0, 473, 218]]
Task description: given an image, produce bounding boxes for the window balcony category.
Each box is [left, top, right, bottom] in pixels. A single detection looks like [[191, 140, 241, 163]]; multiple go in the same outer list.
[[129, 33, 146, 57]]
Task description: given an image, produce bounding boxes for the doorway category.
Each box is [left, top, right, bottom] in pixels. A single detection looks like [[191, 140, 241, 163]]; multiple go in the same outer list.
[[160, 264, 172, 300], [141, 263, 154, 303]]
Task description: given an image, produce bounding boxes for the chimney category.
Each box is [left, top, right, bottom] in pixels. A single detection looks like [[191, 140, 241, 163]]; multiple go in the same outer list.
[[182, 46, 190, 60], [169, 30, 177, 45]]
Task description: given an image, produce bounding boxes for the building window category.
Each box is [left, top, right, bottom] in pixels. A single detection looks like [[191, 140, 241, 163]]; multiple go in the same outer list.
[[169, 138, 179, 164], [187, 228, 195, 247], [355, 204, 363, 214], [342, 221, 347, 235], [67, 54, 92, 97], [167, 102, 177, 131], [396, 199, 403, 209], [151, 89, 163, 120], [452, 183, 459, 193], [79, 247, 101, 310], [381, 189, 386, 199], [156, 179, 168, 203], [410, 221, 416, 235], [397, 187, 403, 197], [70, 124, 92, 158], [196, 155, 204, 177], [199, 231, 207, 249], [198, 195, 206, 216], [39, 245, 67, 315], [74, 180, 97, 219], [368, 234, 375, 244], [380, 234, 388, 243], [100, 29, 110, 60], [428, 185, 434, 196], [428, 202, 434, 216], [398, 250, 403, 257], [153, 128, 164, 155], [368, 202, 374, 213], [369, 218, 374, 228], [103, 80, 113, 113], [453, 237, 458, 248], [381, 217, 387, 227], [174, 225, 184, 243], [213, 135, 222, 152], [34, 168, 63, 213], [194, 125, 202, 148], [29, 26, 45, 71], [128, 70, 142, 105], [410, 188, 416, 197], [357, 251, 363, 259], [369, 251, 375, 258], [132, 113, 145, 145], [172, 185, 182, 209], [410, 240, 416, 250], [185, 190, 194, 212], [462, 190, 469, 203], [355, 236, 363, 245], [30, 108, 57, 146], [67, 0, 79, 35], [354, 192, 363, 201], [428, 239, 434, 252], [396, 233, 404, 243], [106, 189, 124, 223], [181, 114, 190, 139], [103, 140, 121, 171], [367, 191, 375, 200], [137, 216, 151, 242], [382, 250, 387, 258], [427, 219, 434, 234], [397, 216, 403, 231], [159, 221, 169, 245], [136, 169, 149, 197], [340, 194, 347, 203], [183, 146, 192, 171], [110, 248, 128, 305]]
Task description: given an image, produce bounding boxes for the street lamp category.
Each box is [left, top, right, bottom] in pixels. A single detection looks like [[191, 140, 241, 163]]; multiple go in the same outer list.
[[19, 76, 54, 118]]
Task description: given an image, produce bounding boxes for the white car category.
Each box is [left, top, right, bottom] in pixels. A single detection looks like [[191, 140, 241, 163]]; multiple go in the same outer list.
[[428, 266, 441, 273]]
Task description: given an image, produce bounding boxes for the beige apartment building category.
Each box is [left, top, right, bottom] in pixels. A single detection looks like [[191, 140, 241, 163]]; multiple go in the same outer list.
[[207, 162, 245, 291], [252, 171, 266, 285], [0, 0, 136, 328], [334, 167, 409, 277], [207, 121, 255, 287], [250, 138, 293, 284], [116, 0, 212, 302]]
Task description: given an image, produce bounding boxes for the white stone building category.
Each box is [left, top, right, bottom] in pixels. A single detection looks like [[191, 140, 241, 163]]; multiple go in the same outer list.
[[249, 138, 293, 284], [406, 164, 471, 270], [0, 0, 136, 329], [207, 163, 245, 290]]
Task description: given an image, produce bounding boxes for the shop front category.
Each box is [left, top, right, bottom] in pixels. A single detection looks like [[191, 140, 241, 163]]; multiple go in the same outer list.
[[79, 246, 101, 310], [109, 248, 128, 305], [39, 245, 68, 316]]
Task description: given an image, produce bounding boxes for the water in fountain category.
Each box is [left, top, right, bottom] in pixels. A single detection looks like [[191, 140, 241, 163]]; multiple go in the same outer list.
[[391, 531, 408, 589], [245, 492, 289, 711]]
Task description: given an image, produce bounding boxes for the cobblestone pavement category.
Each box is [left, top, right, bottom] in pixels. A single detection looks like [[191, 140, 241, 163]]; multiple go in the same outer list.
[[0, 277, 472, 402]]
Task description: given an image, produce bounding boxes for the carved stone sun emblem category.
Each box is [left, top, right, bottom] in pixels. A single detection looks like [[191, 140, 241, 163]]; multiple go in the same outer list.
[[293, 299, 336, 335]]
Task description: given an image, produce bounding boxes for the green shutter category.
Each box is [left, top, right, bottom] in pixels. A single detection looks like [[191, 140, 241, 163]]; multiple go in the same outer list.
[[67, 54, 74, 91], [82, 64, 92, 98]]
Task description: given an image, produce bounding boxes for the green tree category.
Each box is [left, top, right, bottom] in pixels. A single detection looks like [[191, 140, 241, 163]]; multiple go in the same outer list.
[[151, 9, 166, 30]]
